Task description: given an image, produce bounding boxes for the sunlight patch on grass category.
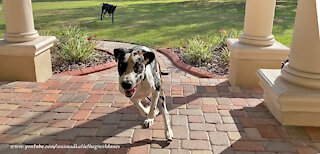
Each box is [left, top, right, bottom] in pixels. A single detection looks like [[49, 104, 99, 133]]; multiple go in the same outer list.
[[0, 0, 296, 47]]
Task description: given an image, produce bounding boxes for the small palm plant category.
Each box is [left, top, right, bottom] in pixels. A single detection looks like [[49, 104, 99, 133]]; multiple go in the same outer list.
[[184, 36, 214, 64], [215, 46, 231, 68], [181, 29, 242, 74], [56, 26, 97, 63]]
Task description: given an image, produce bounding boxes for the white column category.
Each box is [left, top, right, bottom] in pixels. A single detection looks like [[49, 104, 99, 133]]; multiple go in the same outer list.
[[226, 0, 289, 87], [281, 0, 320, 89], [257, 0, 320, 126], [239, 0, 276, 46], [0, 0, 55, 82], [3, 0, 39, 43]]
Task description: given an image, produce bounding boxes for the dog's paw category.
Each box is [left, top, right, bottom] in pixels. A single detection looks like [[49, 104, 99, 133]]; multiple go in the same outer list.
[[165, 129, 173, 142], [144, 118, 154, 128]]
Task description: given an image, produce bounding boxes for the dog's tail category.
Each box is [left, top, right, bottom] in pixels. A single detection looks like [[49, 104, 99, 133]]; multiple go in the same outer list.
[[161, 72, 169, 76]]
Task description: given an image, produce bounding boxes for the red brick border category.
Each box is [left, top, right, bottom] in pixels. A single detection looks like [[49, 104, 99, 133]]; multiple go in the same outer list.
[[54, 48, 117, 76], [54, 47, 225, 78], [157, 48, 225, 78]]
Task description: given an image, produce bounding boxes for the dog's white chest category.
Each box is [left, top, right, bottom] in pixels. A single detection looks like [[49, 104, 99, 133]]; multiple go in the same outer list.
[[133, 79, 153, 99]]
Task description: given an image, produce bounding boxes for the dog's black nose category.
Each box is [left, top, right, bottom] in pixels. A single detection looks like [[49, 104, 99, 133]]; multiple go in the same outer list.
[[122, 81, 133, 90]]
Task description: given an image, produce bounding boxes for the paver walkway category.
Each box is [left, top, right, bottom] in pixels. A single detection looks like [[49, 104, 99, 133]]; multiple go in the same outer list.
[[0, 42, 319, 154]]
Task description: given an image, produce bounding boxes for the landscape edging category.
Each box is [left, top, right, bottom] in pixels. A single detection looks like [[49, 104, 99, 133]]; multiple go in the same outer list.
[[54, 48, 116, 76], [157, 48, 225, 79]]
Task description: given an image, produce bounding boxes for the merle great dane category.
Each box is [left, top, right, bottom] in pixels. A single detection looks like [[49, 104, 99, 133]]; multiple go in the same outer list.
[[114, 46, 174, 142]]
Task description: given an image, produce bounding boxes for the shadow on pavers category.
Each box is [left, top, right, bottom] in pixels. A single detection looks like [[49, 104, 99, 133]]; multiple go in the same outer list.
[[0, 79, 318, 153]]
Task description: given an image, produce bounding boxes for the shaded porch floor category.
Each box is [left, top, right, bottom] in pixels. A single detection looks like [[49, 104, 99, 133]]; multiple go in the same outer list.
[[0, 42, 319, 154]]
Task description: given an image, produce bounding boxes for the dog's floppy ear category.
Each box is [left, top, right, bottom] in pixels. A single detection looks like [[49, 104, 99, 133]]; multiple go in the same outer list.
[[143, 52, 155, 65], [114, 48, 128, 62]]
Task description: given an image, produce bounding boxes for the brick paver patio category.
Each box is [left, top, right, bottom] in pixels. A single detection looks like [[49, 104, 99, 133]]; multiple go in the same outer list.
[[0, 42, 319, 154]]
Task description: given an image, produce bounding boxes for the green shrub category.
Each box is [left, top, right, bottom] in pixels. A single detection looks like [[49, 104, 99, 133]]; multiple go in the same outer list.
[[56, 26, 97, 63], [183, 36, 214, 64], [182, 29, 242, 67], [211, 29, 242, 66], [206, 29, 243, 48], [215, 46, 231, 68]]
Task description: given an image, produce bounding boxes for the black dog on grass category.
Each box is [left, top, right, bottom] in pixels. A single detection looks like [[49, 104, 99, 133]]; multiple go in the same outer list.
[[101, 3, 117, 24]]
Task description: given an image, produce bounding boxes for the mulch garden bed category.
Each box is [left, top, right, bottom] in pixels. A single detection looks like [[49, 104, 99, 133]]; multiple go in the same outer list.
[[170, 47, 229, 76], [51, 49, 114, 74]]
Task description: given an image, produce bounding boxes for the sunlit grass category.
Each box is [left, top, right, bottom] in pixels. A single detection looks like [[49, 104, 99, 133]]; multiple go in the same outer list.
[[0, 0, 297, 48]]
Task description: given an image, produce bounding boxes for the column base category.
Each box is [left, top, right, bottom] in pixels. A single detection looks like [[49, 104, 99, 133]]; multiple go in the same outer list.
[[239, 33, 275, 46], [4, 30, 39, 43], [281, 64, 320, 89], [257, 69, 320, 126], [227, 38, 289, 87], [0, 36, 56, 82]]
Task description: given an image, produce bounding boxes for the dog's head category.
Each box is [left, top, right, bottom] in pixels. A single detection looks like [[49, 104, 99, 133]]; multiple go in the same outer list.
[[109, 5, 117, 13], [114, 46, 155, 97]]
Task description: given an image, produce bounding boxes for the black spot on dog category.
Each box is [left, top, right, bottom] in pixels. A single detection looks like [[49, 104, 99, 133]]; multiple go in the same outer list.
[[154, 75, 161, 91], [282, 58, 289, 68], [160, 96, 165, 100], [155, 82, 161, 91], [114, 48, 133, 76], [136, 74, 145, 83], [118, 62, 127, 76], [114, 48, 129, 62], [134, 59, 144, 74], [143, 52, 155, 65], [114, 48, 129, 76]]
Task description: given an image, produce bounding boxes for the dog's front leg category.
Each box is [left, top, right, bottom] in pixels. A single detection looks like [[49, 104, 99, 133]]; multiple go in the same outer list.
[[103, 11, 107, 19], [144, 91, 160, 128], [101, 8, 105, 20], [132, 99, 148, 117]]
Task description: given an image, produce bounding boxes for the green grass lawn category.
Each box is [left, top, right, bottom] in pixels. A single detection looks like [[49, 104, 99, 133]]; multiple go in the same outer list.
[[0, 0, 297, 48]]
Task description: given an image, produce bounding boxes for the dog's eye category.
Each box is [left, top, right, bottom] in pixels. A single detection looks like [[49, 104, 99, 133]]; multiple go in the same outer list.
[[134, 62, 143, 73], [118, 63, 127, 76]]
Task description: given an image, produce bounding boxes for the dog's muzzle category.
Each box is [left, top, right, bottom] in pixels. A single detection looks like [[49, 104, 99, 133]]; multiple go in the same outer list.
[[124, 86, 136, 97], [122, 81, 136, 97]]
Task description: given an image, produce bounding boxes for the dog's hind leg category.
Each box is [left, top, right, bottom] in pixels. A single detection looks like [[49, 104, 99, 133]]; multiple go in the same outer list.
[[132, 99, 148, 118], [112, 13, 114, 24], [159, 90, 173, 142]]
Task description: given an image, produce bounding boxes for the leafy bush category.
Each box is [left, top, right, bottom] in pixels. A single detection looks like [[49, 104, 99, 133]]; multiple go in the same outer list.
[[56, 26, 97, 63], [215, 29, 243, 46], [181, 29, 242, 69], [208, 29, 242, 68], [215, 46, 231, 68], [183, 36, 214, 64]]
